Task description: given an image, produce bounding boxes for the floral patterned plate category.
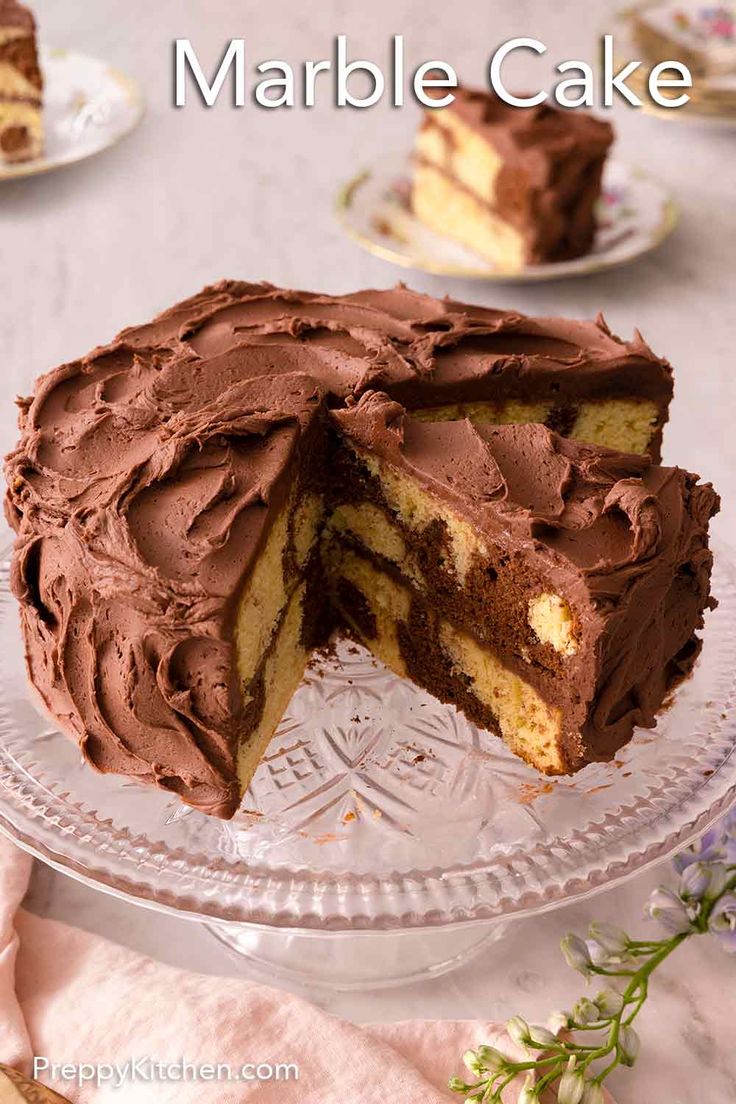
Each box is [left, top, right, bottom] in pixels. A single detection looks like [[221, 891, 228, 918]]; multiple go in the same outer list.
[[336, 155, 678, 283], [0, 47, 144, 182]]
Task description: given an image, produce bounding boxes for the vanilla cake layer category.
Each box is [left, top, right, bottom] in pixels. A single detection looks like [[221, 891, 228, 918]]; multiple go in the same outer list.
[[330, 394, 718, 774], [0, 1, 42, 163], [413, 162, 528, 271], [411, 397, 660, 456], [236, 581, 313, 789], [234, 485, 328, 795], [413, 87, 613, 267]]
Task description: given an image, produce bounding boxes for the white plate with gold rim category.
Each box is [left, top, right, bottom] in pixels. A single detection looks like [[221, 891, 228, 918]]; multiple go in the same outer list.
[[336, 154, 679, 283], [0, 46, 144, 182]]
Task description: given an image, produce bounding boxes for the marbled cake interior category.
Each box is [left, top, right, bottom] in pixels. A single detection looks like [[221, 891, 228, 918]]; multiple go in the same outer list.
[[0, 0, 42, 163]]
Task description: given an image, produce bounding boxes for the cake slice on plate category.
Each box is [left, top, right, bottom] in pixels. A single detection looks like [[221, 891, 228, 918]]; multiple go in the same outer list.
[[0, 0, 42, 164], [328, 392, 718, 774], [412, 87, 614, 270]]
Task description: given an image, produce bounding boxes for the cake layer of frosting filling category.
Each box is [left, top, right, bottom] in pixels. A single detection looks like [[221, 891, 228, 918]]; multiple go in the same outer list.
[[329, 393, 719, 773], [0, 0, 42, 163], [413, 88, 613, 268]]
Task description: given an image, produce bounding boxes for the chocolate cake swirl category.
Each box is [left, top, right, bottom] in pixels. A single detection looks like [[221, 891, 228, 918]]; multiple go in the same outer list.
[[4, 281, 701, 817]]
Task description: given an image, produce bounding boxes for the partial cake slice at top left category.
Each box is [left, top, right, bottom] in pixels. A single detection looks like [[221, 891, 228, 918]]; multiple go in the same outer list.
[[0, 0, 42, 163]]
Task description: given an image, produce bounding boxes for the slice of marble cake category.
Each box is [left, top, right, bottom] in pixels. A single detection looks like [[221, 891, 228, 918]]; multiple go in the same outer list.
[[413, 87, 613, 269], [328, 392, 718, 773]]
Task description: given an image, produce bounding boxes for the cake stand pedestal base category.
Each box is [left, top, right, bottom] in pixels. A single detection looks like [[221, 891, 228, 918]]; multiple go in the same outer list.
[[205, 921, 505, 991]]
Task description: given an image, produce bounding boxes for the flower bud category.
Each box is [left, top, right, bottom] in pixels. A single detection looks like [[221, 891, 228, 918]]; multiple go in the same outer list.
[[506, 1015, 531, 1047], [588, 921, 629, 955], [582, 1084, 606, 1104], [680, 860, 730, 904], [518, 1073, 538, 1104], [561, 933, 593, 975], [474, 1045, 506, 1072], [557, 1058, 585, 1104], [708, 894, 736, 948], [595, 987, 625, 1018], [619, 1024, 640, 1066], [547, 1010, 572, 1035], [679, 861, 713, 900], [646, 887, 693, 935], [448, 1076, 469, 1093], [462, 1050, 482, 1075], [573, 997, 600, 1025], [527, 1024, 557, 1047], [705, 862, 730, 899]]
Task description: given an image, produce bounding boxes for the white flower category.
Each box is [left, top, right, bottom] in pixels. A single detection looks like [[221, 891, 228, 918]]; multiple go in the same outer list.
[[680, 861, 729, 902], [573, 997, 599, 1025], [588, 921, 629, 956], [506, 1016, 531, 1047], [581, 1083, 606, 1104], [595, 987, 625, 1018], [462, 1050, 482, 1075], [474, 1045, 507, 1072], [619, 1024, 640, 1066], [557, 1058, 585, 1104], [547, 1010, 571, 1035], [646, 887, 693, 935], [561, 933, 593, 975], [527, 1024, 557, 1047]]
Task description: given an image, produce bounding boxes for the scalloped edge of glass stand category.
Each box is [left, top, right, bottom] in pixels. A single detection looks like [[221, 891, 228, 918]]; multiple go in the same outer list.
[[0, 545, 735, 933]]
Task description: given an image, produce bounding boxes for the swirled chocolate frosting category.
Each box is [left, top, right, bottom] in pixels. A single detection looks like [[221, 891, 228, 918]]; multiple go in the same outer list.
[[4, 281, 688, 814]]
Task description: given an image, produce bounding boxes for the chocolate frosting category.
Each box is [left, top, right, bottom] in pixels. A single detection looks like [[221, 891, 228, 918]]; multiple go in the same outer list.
[[4, 281, 679, 814], [333, 391, 719, 763], [116, 279, 673, 419], [0, 0, 34, 31], [422, 87, 614, 261]]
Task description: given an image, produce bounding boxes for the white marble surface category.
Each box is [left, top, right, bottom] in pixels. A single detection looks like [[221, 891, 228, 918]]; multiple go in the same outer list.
[[4, 1, 736, 1101]]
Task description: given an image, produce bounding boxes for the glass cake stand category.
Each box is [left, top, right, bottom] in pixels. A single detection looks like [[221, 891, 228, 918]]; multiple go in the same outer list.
[[0, 546, 735, 989]]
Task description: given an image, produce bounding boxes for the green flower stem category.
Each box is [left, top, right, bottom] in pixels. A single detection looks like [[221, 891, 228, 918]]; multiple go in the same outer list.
[[451, 858, 736, 1102]]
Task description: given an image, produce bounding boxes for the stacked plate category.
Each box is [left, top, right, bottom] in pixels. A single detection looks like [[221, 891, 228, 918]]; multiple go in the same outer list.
[[615, 1, 736, 124]]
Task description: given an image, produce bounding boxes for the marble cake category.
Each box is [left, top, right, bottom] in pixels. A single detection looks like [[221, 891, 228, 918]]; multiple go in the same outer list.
[[0, 0, 42, 164], [5, 280, 713, 818], [413, 87, 614, 269]]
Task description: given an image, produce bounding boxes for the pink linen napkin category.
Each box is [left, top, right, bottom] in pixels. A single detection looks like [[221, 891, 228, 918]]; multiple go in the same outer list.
[[0, 836, 614, 1103]]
